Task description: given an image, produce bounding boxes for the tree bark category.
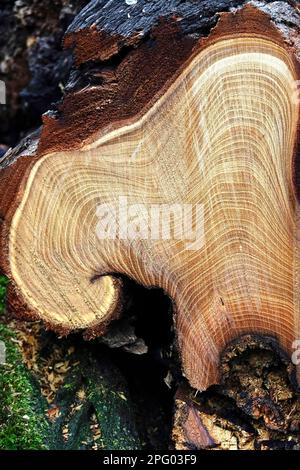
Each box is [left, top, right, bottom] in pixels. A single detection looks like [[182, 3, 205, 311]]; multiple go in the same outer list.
[[0, 0, 89, 148], [1, 0, 300, 395], [172, 336, 300, 450]]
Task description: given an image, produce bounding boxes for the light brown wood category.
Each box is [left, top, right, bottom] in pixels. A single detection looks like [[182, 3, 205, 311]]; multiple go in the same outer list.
[[1, 6, 300, 390], [7, 37, 300, 388]]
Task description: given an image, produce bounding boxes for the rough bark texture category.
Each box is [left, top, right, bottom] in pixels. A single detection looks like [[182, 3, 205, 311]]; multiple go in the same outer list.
[[0, 0, 89, 148], [41, 0, 300, 153], [173, 337, 300, 450]]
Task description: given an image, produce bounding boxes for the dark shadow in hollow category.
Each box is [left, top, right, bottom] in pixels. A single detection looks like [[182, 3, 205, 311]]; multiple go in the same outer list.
[[101, 277, 179, 450]]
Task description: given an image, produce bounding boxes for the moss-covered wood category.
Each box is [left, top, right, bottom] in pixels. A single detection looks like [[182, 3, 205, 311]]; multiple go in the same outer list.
[[51, 350, 141, 450], [0, 273, 141, 451]]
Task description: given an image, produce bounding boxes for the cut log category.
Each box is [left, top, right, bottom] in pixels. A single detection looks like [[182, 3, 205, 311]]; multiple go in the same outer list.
[[1, 1, 300, 392]]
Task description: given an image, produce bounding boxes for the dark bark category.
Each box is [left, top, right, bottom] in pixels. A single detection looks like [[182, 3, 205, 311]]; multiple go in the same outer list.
[[173, 337, 300, 450], [0, 0, 89, 147], [0, 0, 298, 145], [38, 0, 300, 153], [64, 0, 300, 65]]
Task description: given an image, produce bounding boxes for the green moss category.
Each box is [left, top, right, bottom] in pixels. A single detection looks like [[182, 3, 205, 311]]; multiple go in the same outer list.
[[0, 276, 9, 314], [0, 324, 50, 449]]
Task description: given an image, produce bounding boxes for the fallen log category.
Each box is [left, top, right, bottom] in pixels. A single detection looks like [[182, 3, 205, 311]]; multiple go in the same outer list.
[[1, 0, 300, 395]]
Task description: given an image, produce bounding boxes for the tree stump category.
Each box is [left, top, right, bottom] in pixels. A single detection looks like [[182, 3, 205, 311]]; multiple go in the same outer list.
[[1, 0, 300, 403]]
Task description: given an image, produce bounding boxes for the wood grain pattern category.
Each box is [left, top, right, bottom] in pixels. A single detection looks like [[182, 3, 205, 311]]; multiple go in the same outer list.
[[1, 4, 300, 390]]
